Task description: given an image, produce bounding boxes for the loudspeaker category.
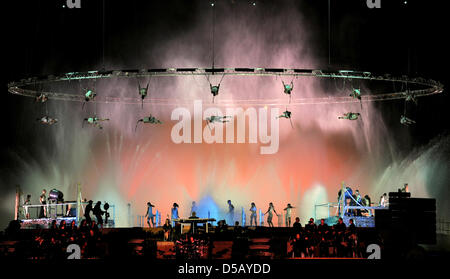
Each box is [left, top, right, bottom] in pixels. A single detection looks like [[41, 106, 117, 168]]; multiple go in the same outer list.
[[376, 198, 436, 245]]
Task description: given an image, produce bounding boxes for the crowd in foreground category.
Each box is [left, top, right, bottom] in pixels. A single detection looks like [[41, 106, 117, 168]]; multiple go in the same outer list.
[[0, 215, 378, 259]]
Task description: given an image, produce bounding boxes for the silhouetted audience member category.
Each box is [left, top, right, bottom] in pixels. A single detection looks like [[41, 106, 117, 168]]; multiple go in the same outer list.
[[163, 219, 173, 241], [293, 217, 302, 234], [305, 218, 317, 233], [291, 233, 305, 257], [334, 217, 346, 233], [233, 221, 242, 235], [348, 218, 356, 234], [318, 219, 329, 236]]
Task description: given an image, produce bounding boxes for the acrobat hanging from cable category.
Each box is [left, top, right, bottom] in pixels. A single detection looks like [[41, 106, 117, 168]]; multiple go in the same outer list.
[[338, 112, 361, 120], [350, 87, 363, 109], [404, 90, 417, 105], [400, 115, 415, 126], [138, 81, 149, 109], [206, 73, 225, 103], [135, 114, 163, 132], [282, 80, 294, 103], [37, 116, 58, 125], [205, 115, 231, 130], [82, 88, 97, 109], [34, 82, 48, 103], [277, 108, 294, 128], [206, 115, 231, 124], [83, 115, 109, 130], [35, 93, 48, 103]]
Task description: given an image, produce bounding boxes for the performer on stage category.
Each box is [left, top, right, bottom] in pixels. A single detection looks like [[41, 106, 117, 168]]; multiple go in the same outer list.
[[84, 200, 93, 224], [171, 203, 179, 226], [145, 202, 155, 228], [24, 194, 31, 219], [249, 202, 257, 226], [380, 193, 388, 207], [93, 201, 105, 228], [265, 202, 278, 228], [190, 201, 197, 217], [402, 183, 409, 193], [284, 203, 295, 227], [227, 200, 235, 225], [39, 189, 47, 218]]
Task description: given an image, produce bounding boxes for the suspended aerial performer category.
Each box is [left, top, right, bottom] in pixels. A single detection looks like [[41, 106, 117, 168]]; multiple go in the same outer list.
[[206, 73, 225, 103], [35, 93, 48, 103], [37, 116, 58, 125], [206, 115, 230, 124], [145, 202, 155, 228], [350, 88, 361, 100], [205, 115, 231, 130], [278, 110, 291, 119], [83, 116, 109, 129], [135, 114, 163, 131], [282, 80, 294, 103], [400, 115, 415, 126], [277, 109, 294, 128], [338, 112, 360, 120], [404, 90, 417, 105], [350, 88, 363, 109], [265, 202, 278, 228], [284, 203, 295, 227], [210, 83, 220, 102], [249, 202, 257, 227], [138, 81, 149, 109], [82, 88, 96, 109]]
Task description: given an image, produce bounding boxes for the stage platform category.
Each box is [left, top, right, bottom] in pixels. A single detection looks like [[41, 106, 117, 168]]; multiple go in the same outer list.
[[19, 217, 115, 229]]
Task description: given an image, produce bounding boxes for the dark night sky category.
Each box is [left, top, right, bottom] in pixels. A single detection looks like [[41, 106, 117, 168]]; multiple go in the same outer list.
[[1, 0, 449, 225]]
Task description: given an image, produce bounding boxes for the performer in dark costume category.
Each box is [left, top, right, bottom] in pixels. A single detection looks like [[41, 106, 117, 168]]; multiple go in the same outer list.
[[39, 189, 47, 218], [84, 200, 93, 224], [93, 201, 105, 228]]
